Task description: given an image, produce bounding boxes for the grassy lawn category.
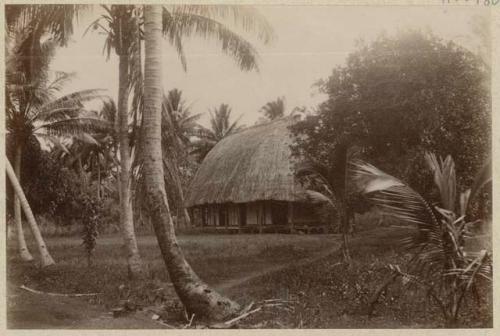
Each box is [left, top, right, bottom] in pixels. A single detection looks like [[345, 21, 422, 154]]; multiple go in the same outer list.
[[230, 228, 493, 328], [7, 232, 340, 327], [7, 228, 492, 328]]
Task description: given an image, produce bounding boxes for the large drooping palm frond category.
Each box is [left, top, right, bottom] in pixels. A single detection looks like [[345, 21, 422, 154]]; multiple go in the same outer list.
[[352, 154, 492, 325], [162, 5, 272, 72], [171, 5, 273, 43], [260, 96, 285, 120], [352, 160, 445, 270]]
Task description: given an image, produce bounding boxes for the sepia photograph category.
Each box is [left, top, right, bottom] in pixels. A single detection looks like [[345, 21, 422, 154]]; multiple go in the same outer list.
[[3, 1, 495, 331]]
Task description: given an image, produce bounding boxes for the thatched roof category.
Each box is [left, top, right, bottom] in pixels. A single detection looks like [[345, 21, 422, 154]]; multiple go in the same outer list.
[[185, 117, 307, 206]]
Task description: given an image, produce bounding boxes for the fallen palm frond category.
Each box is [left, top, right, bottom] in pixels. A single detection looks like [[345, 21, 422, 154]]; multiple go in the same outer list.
[[20, 285, 101, 297]]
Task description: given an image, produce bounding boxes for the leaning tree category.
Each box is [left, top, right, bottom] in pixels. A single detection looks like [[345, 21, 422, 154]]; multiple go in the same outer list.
[[6, 23, 107, 265], [142, 4, 273, 321]]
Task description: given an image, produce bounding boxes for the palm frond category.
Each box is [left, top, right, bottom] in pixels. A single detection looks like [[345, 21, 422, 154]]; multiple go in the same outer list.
[[163, 9, 261, 72], [425, 153, 457, 212], [352, 161, 442, 245], [46, 71, 76, 95], [37, 117, 113, 137], [34, 106, 82, 123], [171, 5, 274, 43], [35, 133, 70, 154], [37, 89, 108, 117], [260, 96, 285, 120], [162, 8, 187, 71], [305, 190, 335, 207]]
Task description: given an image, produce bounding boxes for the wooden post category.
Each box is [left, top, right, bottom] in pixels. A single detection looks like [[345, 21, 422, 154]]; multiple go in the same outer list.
[[288, 202, 294, 234], [225, 205, 229, 229], [259, 202, 263, 234], [202, 206, 206, 227]]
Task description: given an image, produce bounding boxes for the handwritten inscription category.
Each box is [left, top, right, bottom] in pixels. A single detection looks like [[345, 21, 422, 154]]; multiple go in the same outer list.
[[442, 0, 499, 5]]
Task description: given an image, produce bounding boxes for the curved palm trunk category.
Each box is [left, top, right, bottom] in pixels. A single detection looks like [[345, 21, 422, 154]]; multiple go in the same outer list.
[[13, 145, 33, 261], [118, 50, 143, 277], [6, 156, 55, 267], [143, 5, 240, 321]]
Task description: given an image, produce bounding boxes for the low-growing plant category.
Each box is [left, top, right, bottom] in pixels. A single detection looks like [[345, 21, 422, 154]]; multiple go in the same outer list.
[[80, 191, 101, 266], [353, 153, 492, 327]]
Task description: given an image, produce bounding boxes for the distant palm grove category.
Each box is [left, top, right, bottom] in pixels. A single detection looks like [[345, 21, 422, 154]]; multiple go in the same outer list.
[[5, 4, 492, 330]]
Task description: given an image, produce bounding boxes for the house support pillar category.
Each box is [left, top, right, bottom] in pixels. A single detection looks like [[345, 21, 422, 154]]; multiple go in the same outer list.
[[288, 202, 295, 234]]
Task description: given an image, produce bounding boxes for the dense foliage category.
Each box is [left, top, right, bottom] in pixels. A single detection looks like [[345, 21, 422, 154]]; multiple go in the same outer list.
[[6, 143, 104, 229], [291, 31, 491, 199]]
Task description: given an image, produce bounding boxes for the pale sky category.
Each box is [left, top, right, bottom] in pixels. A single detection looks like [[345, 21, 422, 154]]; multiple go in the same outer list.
[[51, 5, 490, 127]]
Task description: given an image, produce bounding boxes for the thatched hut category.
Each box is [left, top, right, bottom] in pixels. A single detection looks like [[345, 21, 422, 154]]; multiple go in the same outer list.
[[185, 117, 323, 233]]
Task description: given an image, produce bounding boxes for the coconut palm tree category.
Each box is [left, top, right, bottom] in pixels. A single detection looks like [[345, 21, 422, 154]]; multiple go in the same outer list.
[[6, 26, 107, 265], [143, 3, 275, 320], [55, 101, 118, 199], [295, 143, 357, 262], [352, 154, 492, 327], [5, 158, 55, 266], [88, 4, 273, 276], [260, 96, 285, 120], [191, 104, 243, 162], [161, 89, 200, 227], [84, 5, 145, 276]]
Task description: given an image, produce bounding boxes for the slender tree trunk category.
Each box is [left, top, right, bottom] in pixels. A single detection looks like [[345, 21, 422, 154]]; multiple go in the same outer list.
[[13, 145, 33, 261], [97, 157, 101, 201], [340, 203, 351, 263], [143, 5, 240, 321], [77, 157, 87, 191], [6, 157, 55, 267], [176, 174, 191, 227], [118, 48, 143, 277]]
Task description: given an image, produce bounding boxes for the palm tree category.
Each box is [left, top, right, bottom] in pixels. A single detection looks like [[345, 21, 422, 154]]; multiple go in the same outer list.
[[352, 154, 492, 327], [296, 143, 357, 262], [162, 89, 200, 227], [85, 5, 145, 276], [6, 26, 106, 265], [55, 101, 118, 199], [5, 158, 54, 266], [88, 4, 273, 276], [260, 96, 285, 120], [143, 4, 272, 320], [191, 104, 243, 162]]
